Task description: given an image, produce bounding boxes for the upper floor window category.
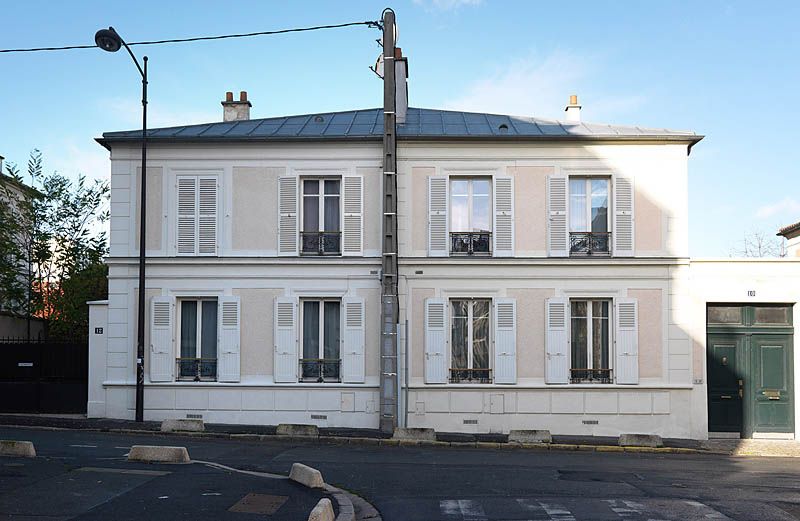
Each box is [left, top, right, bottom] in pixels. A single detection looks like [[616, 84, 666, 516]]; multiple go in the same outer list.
[[300, 299, 341, 382], [177, 298, 218, 381], [301, 179, 341, 255], [569, 177, 610, 256], [450, 178, 492, 255], [450, 298, 491, 383], [177, 176, 218, 256]]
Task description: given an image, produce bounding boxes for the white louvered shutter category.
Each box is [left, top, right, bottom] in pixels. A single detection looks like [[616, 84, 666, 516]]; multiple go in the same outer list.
[[613, 176, 635, 257], [493, 298, 517, 384], [428, 177, 448, 257], [545, 297, 569, 384], [547, 175, 568, 257], [198, 177, 218, 255], [278, 177, 298, 256], [615, 298, 639, 384], [493, 176, 514, 257], [273, 296, 298, 382], [177, 177, 197, 255], [217, 296, 240, 382], [341, 296, 365, 383], [149, 296, 175, 382], [424, 298, 448, 383], [342, 176, 363, 256]]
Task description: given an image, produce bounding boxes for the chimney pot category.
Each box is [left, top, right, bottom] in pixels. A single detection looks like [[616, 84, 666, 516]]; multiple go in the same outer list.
[[564, 94, 581, 123], [225, 91, 233, 102], [240, 91, 247, 102], [570, 94, 578, 105]]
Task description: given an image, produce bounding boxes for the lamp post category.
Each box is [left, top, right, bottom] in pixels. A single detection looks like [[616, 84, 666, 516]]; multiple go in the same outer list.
[[95, 27, 148, 422]]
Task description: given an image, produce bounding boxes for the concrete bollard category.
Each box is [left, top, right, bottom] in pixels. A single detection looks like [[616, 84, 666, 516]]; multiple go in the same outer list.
[[392, 427, 436, 441], [276, 424, 320, 438], [289, 462, 325, 489], [619, 433, 663, 448], [508, 430, 552, 444], [127, 445, 191, 463], [161, 418, 205, 433], [0, 440, 36, 458], [308, 498, 335, 521]]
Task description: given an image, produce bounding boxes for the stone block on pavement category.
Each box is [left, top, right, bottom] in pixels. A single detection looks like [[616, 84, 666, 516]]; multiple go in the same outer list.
[[161, 418, 205, 433], [276, 423, 320, 438], [508, 430, 552, 444], [290, 462, 325, 489], [0, 440, 36, 457], [308, 498, 335, 521], [619, 433, 663, 448], [127, 445, 191, 463], [392, 427, 436, 441]]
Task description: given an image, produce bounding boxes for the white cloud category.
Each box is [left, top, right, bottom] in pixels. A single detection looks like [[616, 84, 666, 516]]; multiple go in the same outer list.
[[444, 50, 645, 122], [756, 197, 800, 220], [413, 0, 482, 11]]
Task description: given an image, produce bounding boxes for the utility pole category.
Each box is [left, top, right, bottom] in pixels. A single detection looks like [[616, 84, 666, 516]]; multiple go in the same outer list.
[[379, 8, 399, 434]]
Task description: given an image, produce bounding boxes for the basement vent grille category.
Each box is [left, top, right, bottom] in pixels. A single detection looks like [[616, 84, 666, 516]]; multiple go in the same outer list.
[[582, 420, 599, 425], [310, 414, 328, 420], [187, 414, 203, 419], [463, 419, 478, 425]]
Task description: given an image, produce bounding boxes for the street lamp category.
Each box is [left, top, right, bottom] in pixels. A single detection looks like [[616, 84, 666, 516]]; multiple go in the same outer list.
[[95, 27, 148, 423]]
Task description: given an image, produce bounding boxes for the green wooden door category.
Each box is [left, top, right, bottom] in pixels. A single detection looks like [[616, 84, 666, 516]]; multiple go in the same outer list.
[[707, 334, 744, 433], [750, 334, 794, 435]]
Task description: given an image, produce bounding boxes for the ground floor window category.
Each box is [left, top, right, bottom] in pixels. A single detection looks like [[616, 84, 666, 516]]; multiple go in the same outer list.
[[570, 299, 611, 383], [178, 299, 218, 381], [450, 298, 491, 383], [300, 299, 341, 382]]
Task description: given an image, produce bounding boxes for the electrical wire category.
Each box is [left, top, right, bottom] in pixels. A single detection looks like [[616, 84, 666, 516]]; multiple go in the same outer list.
[[0, 20, 382, 54]]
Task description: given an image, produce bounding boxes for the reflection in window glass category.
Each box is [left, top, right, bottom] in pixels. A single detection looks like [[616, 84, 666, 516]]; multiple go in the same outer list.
[[707, 306, 742, 324], [451, 300, 469, 369], [569, 179, 587, 232], [754, 306, 789, 325], [570, 301, 588, 369], [590, 179, 609, 233], [472, 300, 490, 370], [449, 178, 492, 232]]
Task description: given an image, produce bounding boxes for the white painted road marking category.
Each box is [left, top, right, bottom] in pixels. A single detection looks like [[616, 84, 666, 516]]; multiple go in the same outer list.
[[539, 501, 576, 521], [69, 444, 97, 448], [440, 499, 488, 520], [75, 467, 170, 476]]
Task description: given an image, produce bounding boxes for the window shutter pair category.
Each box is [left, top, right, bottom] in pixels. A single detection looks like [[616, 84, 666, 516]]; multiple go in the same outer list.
[[427, 176, 515, 257], [544, 297, 639, 384], [423, 298, 517, 384], [273, 296, 365, 383], [277, 176, 363, 256], [177, 176, 217, 255], [546, 174, 635, 257], [149, 295, 240, 383]]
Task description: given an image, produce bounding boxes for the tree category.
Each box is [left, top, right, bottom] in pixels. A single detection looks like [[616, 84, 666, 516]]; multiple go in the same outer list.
[[730, 229, 785, 258], [0, 150, 109, 339]]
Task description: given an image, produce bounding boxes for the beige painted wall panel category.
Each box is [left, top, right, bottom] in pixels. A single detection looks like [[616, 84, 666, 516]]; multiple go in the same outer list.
[[233, 288, 281, 378], [411, 287, 435, 379], [359, 287, 382, 377], [628, 288, 663, 379], [232, 167, 282, 251], [507, 166, 551, 253], [411, 167, 436, 253], [358, 167, 382, 253], [134, 166, 163, 251], [507, 288, 554, 378], [634, 186, 662, 253]]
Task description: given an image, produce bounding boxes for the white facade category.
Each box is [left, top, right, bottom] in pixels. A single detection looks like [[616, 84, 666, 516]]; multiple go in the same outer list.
[[88, 123, 800, 440]]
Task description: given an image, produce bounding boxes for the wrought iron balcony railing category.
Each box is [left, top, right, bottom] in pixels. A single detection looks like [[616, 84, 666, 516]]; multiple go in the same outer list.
[[569, 232, 611, 256], [299, 358, 341, 382], [570, 368, 612, 384], [449, 367, 492, 384], [450, 232, 492, 256], [176, 358, 217, 381], [300, 231, 341, 255]]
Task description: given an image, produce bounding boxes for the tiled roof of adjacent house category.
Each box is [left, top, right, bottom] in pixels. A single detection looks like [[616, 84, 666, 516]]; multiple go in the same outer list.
[[778, 220, 800, 238], [98, 107, 702, 148]]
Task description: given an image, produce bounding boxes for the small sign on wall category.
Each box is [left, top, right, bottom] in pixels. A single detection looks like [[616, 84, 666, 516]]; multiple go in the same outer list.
[[94, 327, 103, 334], [747, 290, 756, 297]]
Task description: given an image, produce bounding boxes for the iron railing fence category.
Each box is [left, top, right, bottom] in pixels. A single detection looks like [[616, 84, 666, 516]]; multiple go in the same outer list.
[[449, 367, 492, 383], [176, 357, 217, 381], [570, 368, 613, 384], [300, 231, 342, 255], [299, 358, 341, 382], [450, 232, 492, 256], [569, 232, 611, 256]]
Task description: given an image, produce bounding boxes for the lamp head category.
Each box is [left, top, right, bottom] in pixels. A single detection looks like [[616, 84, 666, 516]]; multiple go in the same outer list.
[[95, 28, 122, 52]]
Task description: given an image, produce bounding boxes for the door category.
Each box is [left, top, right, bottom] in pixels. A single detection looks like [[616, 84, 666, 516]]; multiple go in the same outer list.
[[707, 334, 744, 433], [750, 334, 794, 435]]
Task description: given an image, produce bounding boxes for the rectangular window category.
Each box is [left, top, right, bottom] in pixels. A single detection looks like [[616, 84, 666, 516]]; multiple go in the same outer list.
[[707, 305, 743, 325], [570, 299, 611, 383], [176, 175, 218, 256], [569, 177, 610, 255], [301, 178, 341, 255], [450, 178, 492, 255], [300, 299, 341, 382], [450, 298, 491, 383], [177, 299, 218, 381]]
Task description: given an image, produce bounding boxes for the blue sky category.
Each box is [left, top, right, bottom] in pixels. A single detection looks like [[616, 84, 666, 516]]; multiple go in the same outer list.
[[2, 0, 798, 256]]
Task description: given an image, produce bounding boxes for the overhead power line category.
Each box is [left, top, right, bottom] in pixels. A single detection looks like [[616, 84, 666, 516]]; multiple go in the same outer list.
[[0, 20, 382, 54]]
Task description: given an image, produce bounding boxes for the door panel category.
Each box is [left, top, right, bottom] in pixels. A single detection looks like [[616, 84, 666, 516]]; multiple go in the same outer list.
[[751, 335, 793, 433], [707, 334, 743, 433]]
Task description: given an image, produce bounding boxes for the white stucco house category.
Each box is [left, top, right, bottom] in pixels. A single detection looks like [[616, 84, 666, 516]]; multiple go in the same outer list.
[[87, 89, 800, 441]]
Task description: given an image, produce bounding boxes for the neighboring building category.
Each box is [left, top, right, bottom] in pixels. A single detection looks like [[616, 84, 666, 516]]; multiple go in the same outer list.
[[778, 221, 800, 257], [87, 88, 800, 441]]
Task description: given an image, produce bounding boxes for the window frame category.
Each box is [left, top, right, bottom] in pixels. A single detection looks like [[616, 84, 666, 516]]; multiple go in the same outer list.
[[299, 297, 342, 382], [569, 297, 613, 383], [300, 177, 342, 255], [449, 176, 492, 233], [568, 176, 611, 256], [449, 297, 493, 383], [176, 297, 218, 381]]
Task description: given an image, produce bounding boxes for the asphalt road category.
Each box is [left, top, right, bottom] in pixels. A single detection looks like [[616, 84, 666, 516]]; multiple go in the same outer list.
[[2, 426, 800, 521]]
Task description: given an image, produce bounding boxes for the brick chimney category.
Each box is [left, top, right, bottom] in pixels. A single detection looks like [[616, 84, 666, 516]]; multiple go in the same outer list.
[[564, 94, 581, 123], [222, 91, 252, 122]]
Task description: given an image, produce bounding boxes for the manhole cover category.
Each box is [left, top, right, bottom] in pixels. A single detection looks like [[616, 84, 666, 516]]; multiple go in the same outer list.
[[229, 493, 288, 514]]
